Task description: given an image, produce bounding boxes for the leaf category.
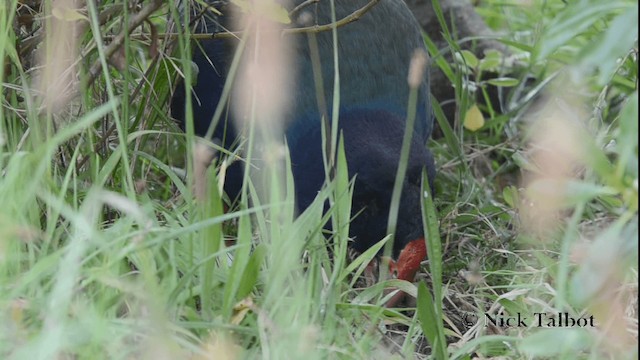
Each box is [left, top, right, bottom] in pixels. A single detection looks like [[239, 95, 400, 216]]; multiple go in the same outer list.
[[478, 57, 501, 72], [478, 49, 503, 72], [463, 104, 485, 132], [579, 8, 639, 85], [236, 244, 267, 299], [569, 219, 638, 307], [424, 36, 456, 84], [417, 282, 449, 359], [498, 298, 529, 318], [419, 172, 448, 359], [450, 335, 519, 360], [431, 94, 466, 170], [457, 50, 479, 68], [502, 186, 519, 208], [485, 77, 519, 87], [417, 283, 438, 341], [511, 151, 539, 173], [616, 93, 639, 179], [538, 0, 632, 60], [334, 134, 352, 241], [341, 237, 388, 286], [199, 160, 224, 319], [350, 279, 414, 304], [519, 329, 591, 357]]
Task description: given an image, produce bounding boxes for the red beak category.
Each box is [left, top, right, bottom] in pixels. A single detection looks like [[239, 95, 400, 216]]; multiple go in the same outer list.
[[385, 238, 427, 307]]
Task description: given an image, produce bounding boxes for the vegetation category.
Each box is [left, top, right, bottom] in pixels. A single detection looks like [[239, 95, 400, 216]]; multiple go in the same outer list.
[[0, 0, 637, 358]]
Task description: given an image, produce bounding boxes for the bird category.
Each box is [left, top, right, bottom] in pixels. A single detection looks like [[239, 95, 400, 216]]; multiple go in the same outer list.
[[171, 0, 436, 307]]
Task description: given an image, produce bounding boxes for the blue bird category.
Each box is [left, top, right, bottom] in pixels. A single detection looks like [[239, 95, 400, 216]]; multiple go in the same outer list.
[[171, 0, 436, 306]]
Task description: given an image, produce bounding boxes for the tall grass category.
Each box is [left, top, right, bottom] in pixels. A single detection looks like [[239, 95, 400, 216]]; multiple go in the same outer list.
[[0, 0, 637, 359]]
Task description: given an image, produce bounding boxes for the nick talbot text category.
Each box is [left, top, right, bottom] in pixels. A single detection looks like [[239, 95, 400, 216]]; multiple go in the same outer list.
[[485, 312, 595, 328]]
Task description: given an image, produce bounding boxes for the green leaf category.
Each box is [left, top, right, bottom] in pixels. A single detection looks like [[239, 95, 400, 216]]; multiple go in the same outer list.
[[334, 134, 352, 242], [430, 94, 466, 169], [519, 329, 591, 357], [485, 77, 519, 87], [569, 219, 638, 307], [419, 171, 448, 359], [502, 186, 519, 208], [341, 237, 388, 286], [580, 9, 639, 85], [616, 93, 639, 179], [498, 298, 529, 318], [478, 49, 503, 72], [450, 335, 519, 360], [539, 0, 632, 60], [223, 205, 254, 317], [457, 50, 479, 68], [423, 34, 456, 84], [417, 282, 448, 359], [198, 161, 225, 318], [236, 244, 267, 299]]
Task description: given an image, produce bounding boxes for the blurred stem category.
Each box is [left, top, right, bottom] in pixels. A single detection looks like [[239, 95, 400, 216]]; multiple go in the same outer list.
[[86, 0, 135, 198], [386, 86, 418, 251], [555, 201, 585, 309]]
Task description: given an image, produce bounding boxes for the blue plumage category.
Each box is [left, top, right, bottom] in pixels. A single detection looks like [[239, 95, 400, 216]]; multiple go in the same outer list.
[[171, 0, 436, 293], [289, 108, 434, 255]]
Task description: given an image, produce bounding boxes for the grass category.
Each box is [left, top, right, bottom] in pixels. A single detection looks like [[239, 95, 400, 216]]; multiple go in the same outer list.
[[1, 0, 637, 359]]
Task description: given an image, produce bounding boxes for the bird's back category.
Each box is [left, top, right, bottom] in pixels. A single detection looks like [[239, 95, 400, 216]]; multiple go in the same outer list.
[[284, 0, 433, 144], [172, 0, 433, 147]]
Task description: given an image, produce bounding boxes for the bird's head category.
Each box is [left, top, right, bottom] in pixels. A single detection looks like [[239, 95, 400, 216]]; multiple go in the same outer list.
[[350, 169, 431, 307], [288, 108, 435, 306]]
